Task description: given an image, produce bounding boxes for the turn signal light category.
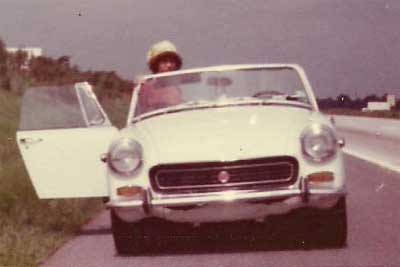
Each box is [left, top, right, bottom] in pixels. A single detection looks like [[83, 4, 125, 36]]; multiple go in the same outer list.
[[116, 185, 144, 199], [307, 171, 334, 183]]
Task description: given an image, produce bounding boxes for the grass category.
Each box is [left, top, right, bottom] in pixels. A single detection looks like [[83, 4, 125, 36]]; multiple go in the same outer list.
[[323, 108, 400, 120], [0, 89, 130, 266]]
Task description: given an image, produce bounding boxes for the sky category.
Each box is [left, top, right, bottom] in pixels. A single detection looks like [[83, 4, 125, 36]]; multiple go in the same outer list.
[[1, 0, 400, 98]]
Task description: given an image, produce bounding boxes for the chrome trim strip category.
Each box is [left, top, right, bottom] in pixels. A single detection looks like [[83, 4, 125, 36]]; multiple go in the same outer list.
[[106, 199, 143, 208], [74, 84, 90, 127], [152, 189, 301, 206], [74, 82, 112, 127], [154, 161, 294, 190], [106, 186, 346, 208]]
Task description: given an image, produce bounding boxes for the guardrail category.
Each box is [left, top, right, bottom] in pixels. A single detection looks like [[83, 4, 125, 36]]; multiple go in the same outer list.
[[332, 115, 400, 140]]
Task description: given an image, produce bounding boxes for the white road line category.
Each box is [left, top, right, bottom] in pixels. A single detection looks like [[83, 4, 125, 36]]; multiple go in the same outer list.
[[343, 148, 400, 174]]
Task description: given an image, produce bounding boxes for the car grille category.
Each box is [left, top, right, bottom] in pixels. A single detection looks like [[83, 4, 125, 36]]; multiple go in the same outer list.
[[149, 156, 298, 194]]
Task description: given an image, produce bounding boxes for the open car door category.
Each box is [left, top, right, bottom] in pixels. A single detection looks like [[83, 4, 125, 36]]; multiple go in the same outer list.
[[16, 82, 118, 199]]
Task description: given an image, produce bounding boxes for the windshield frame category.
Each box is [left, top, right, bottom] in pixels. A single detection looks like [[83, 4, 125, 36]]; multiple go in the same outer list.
[[127, 64, 318, 126]]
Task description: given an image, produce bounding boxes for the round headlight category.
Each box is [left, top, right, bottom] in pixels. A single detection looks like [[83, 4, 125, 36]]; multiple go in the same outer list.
[[301, 123, 337, 163], [108, 138, 143, 175]]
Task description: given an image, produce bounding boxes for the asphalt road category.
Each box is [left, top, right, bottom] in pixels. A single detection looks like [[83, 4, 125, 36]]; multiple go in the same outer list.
[[42, 154, 400, 267], [338, 127, 400, 173]]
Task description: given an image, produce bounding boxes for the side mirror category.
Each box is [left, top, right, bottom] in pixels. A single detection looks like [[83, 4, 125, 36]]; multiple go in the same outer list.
[[337, 138, 345, 148], [100, 153, 108, 163]]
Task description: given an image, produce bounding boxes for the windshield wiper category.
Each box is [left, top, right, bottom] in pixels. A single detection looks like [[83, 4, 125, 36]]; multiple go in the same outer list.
[[214, 96, 312, 109], [176, 100, 215, 107], [132, 100, 216, 122]]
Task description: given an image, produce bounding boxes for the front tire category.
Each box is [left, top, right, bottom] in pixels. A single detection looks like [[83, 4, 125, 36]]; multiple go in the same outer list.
[[299, 197, 347, 247], [322, 196, 347, 247], [111, 209, 145, 255]]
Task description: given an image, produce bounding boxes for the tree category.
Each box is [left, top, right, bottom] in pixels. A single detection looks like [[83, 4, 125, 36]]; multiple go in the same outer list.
[[351, 97, 366, 110], [0, 38, 9, 90], [57, 56, 70, 66], [395, 99, 400, 111], [336, 94, 352, 108], [317, 97, 338, 109], [0, 38, 6, 64], [363, 94, 380, 103], [0, 35, 132, 97]]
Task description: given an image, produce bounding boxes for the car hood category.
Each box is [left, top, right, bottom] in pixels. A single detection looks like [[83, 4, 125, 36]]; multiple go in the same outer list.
[[135, 106, 313, 164]]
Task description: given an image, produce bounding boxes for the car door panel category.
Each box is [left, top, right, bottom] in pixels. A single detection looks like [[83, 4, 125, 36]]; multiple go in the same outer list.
[[17, 127, 117, 198], [17, 82, 118, 199]]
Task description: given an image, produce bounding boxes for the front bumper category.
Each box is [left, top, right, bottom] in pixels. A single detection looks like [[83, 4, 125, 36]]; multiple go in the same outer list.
[[106, 178, 346, 224]]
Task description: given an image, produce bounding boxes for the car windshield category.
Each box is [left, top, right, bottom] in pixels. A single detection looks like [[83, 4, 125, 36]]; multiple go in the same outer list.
[[134, 66, 311, 117]]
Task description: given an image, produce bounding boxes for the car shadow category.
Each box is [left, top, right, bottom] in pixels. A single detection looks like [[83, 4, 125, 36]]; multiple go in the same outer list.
[[120, 217, 346, 256]]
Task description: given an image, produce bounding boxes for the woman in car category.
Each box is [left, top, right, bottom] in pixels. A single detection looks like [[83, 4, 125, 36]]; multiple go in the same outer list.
[[138, 40, 184, 113]]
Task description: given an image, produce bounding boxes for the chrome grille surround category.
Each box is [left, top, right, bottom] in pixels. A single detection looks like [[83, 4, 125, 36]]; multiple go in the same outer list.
[[149, 156, 299, 194]]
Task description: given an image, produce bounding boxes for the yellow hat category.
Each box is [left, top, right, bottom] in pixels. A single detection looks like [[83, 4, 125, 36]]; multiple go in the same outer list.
[[147, 40, 182, 73]]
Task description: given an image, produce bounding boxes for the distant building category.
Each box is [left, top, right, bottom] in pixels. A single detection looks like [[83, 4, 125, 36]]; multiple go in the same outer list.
[[6, 47, 42, 70], [362, 94, 395, 112], [6, 47, 42, 60], [362, 102, 390, 111], [387, 94, 396, 107]]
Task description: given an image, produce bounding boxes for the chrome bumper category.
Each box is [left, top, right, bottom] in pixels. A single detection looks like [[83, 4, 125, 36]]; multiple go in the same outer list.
[[107, 188, 345, 208], [106, 177, 346, 223]]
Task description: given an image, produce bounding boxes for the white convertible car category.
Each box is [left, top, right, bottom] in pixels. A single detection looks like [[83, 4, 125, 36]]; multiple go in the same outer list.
[[17, 64, 346, 254]]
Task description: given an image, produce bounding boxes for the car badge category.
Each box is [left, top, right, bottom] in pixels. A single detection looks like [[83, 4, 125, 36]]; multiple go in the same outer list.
[[218, 171, 230, 183]]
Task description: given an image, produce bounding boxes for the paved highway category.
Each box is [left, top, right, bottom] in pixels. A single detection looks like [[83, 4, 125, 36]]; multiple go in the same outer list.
[[334, 115, 400, 173], [338, 127, 400, 173], [42, 154, 400, 267]]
